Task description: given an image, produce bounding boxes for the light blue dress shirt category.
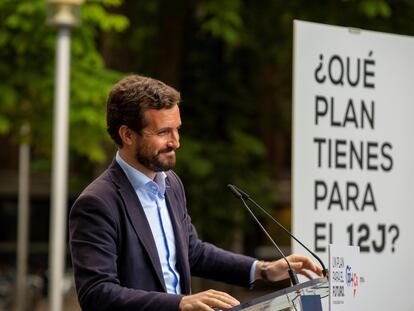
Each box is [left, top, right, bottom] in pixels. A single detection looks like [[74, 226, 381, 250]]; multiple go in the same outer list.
[[116, 153, 181, 294]]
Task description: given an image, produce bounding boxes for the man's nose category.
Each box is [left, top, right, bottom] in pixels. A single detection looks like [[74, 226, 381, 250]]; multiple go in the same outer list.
[[168, 130, 180, 149]]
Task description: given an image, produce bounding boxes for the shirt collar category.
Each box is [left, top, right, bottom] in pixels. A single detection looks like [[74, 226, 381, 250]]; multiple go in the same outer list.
[[115, 152, 166, 197]]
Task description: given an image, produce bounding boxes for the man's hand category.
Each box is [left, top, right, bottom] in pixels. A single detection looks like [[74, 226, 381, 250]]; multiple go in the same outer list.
[[179, 289, 240, 311], [256, 254, 323, 282]]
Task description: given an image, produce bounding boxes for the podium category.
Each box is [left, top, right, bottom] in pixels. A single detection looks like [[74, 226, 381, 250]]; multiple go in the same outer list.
[[229, 277, 329, 311]]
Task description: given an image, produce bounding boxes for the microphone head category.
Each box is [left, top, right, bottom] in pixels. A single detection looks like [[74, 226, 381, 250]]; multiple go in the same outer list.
[[227, 184, 242, 199], [234, 185, 250, 199]]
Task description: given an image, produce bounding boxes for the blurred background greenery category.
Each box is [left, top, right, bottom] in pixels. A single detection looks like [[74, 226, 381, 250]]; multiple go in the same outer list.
[[0, 0, 413, 309]]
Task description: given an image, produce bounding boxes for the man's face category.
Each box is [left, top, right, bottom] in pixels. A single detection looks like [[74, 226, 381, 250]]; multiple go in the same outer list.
[[134, 105, 181, 173]]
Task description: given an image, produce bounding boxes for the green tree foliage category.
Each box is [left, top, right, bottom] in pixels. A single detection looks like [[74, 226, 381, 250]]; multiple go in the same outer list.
[[0, 0, 128, 170]]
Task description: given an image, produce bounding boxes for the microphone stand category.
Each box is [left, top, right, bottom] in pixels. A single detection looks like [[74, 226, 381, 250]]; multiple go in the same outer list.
[[233, 185, 328, 277], [227, 185, 299, 285]]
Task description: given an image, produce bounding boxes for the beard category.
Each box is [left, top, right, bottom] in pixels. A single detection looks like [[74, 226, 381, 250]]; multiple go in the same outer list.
[[135, 145, 176, 172]]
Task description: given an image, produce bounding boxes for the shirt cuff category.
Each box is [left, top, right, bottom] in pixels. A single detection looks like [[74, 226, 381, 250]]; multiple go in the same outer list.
[[249, 260, 258, 285]]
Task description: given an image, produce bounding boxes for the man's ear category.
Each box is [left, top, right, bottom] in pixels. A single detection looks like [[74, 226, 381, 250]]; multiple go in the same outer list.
[[118, 125, 135, 146]]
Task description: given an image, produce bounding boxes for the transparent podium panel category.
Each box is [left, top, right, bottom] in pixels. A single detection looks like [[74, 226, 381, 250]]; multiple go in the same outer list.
[[229, 277, 329, 311]]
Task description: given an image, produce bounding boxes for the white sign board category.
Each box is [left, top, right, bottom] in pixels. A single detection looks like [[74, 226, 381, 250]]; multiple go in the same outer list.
[[329, 245, 362, 310], [292, 20, 414, 310]]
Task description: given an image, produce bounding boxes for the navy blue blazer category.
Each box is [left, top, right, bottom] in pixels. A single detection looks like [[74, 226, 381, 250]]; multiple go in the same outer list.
[[69, 161, 256, 311]]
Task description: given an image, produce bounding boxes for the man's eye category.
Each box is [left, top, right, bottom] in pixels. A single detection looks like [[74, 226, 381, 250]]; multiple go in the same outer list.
[[157, 130, 170, 136]]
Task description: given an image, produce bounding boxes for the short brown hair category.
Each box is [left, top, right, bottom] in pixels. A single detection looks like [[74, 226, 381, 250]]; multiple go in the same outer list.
[[106, 75, 181, 146]]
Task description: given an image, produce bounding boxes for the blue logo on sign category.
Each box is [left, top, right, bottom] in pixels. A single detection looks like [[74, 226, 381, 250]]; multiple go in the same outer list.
[[346, 265, 352, 286]]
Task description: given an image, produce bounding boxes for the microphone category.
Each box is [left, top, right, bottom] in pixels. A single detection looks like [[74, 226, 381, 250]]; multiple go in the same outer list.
[[227, 184, 299, 286], [232, 184, 328, 277]]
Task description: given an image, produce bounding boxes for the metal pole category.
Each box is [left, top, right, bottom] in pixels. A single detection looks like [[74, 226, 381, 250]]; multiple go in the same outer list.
[[49, 26, 71, 311], [16, 123, 31, 311]]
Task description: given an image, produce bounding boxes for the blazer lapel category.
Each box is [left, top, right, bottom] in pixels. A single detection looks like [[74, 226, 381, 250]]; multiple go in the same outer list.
[[165, 176, 191, 295], [108, 161, 166, 292]]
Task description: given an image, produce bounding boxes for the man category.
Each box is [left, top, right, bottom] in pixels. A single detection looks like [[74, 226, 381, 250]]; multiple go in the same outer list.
[[69, 75, 322, 311]]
